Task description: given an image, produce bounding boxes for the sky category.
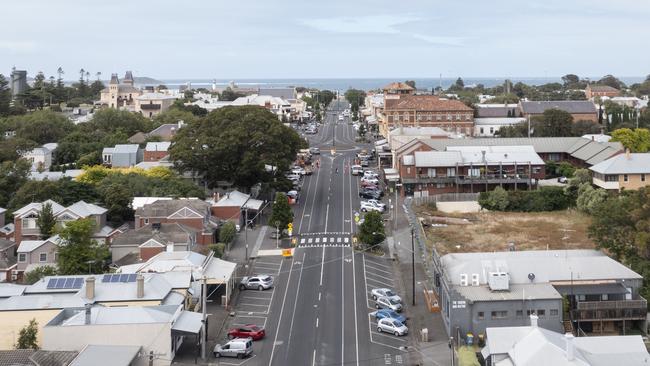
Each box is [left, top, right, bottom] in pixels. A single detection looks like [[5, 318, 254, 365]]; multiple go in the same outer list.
[[1, 0, 649, 80]]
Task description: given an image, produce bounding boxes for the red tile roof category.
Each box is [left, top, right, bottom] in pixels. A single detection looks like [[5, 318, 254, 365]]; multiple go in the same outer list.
[[587, 84, 619, 92], [389, 95, 473, 112], [382, 82, 415, 91]]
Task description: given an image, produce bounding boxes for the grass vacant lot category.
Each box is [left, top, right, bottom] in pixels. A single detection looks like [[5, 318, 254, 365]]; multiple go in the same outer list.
[[417, 208, 595, 255]]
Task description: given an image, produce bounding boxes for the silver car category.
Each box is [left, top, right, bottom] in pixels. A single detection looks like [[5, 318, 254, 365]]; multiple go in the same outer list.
[[371, 288, 402, 303], [214, 338, 253, 358], [375, 296, 403, 312], [239, 275, 274, 291], [377, 318, 408, 336]]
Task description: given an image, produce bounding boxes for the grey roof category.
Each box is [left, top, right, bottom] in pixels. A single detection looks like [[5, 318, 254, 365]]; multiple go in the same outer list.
[[420, 137, 622, 166], [589, 153, 650, 174], [14, 200, 65, 217], [212, 190, 264, 210], [257, 87, 296, 100], [145, 141, 171, 152], [484, 324, 649, 366], [455, 283, 561, 302], [0, 239, 14, 251], [475, 105, 519, 118], [0, 350, 78, 366], [112, 144, 140, 154], [135, 199, 210, 218], [171, 310, 203, 334], [49, 304, 179, 326], [0, 284, 26, 298], [149, 123, 182, 138], [18, 239, 49, 253], [474, 117, 526, 126], [520, 100, 597, 115], [0, 293, 86, 311], [110, 223, 197, 248], [78, 273, 172, 303], [70, 345, 140, 366], [414, 151, 461, 167], [413, 146, 544, 167], [441, 249, 642, 287], [65, 201, 107, 217]]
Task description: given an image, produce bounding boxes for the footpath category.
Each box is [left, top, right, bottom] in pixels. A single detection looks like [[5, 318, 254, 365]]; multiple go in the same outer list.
[[387, 197, 452, 366]]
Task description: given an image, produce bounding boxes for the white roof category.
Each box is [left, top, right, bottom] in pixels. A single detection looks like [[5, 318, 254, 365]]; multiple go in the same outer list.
[[581, 134, 611, 143], [204, 257, 237, 285], [131, 197, 172, 210], [113, 144, 140, 154], [57, 305, 178, 326], [589, 153, 650, 174], [232, 94, 290, 107], [71, 345, 141, 366], [389, 126, 449, 137], [414, 151, 461, 167], [474, 117, 526, 125], [145, 141, 172, 152], [17, 240, 48, 253], [0, 283, 27, 298], [136, 92, 177, 101], [212, 190, 264, 210], [14, 199, 65, 217], [447, 145, 545, 165], [66, 200, 107, 217]]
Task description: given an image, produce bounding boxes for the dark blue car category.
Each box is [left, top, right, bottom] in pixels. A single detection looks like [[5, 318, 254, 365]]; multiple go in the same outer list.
[[373, 309, 406, 324]]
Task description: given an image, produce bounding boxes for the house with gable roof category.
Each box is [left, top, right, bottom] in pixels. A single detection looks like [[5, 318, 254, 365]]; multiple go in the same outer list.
[[134, 199, 218, 245]]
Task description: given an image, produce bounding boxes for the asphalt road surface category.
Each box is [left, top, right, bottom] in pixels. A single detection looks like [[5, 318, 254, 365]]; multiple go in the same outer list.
[[225, 100, 413, 366]]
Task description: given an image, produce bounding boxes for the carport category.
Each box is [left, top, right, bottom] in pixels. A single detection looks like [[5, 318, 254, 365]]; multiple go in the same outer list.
[[203, 257, 238, 307]]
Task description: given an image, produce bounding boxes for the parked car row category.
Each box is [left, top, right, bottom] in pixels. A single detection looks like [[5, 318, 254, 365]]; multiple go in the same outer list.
[[371, 287, 409, 337], [213, 274, 276, 359]]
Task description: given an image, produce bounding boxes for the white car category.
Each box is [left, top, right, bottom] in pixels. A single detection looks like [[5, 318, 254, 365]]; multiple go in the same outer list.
[[365, 199, 386, 209], [377, 318, 408, 336], [351, 165, 364, 176], [371, 288, 402, 303], [360, 177, 379, 185], [361, 201, 384, 213], [292, 167, 306, 176], [375, 296, 403, 312], [338, 115, 344, 121], [286, 174, 301, 182], [363, 171, 379, 179]]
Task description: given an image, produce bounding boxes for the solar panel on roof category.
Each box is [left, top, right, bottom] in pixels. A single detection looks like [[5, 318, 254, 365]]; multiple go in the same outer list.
[[55, 278, 66, 289], [127, 274, 137, 282], [46, 278, 57, 289], [73, 278, 84, 288], [102, 274, 112, 282], [110, 274, 120, 283], [64, 278, 75, 289]]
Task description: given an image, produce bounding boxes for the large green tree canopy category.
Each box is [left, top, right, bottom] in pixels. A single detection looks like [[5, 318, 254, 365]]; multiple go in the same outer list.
[[170, 106, 305, 188]]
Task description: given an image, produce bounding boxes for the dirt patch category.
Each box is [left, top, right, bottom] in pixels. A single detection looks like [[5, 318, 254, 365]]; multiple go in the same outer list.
[[419, 209, 595, 255]]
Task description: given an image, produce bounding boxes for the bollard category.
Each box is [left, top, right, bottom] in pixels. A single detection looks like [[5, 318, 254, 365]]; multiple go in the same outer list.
[[421, 328, 429, 342]]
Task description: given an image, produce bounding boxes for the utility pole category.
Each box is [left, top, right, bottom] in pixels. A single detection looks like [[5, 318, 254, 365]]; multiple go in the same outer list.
[[201, 276, 207, 359], [275, 220, 280, 249], [244, 206, 249, 262], [411, 226, 416, 306]]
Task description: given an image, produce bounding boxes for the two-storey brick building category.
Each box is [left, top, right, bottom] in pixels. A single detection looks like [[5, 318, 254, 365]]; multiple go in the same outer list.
[[134, 199, 218, 245]]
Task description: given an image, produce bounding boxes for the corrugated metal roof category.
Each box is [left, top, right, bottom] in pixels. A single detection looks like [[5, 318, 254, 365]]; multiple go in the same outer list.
[[520, 101, 597, 114], [414, 151, 461, 167], [172, 310, 203, 334], [70, 345, 140, 366], [455, 283, 561, 302], [589, 153, 650, 174]]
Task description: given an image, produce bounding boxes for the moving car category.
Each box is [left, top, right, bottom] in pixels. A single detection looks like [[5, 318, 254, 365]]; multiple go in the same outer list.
[[371, 288, 402, 302], [377, 318, 408, 337], [371, 309, 406, 324], [375, 296, 403, 312], [239, 275, 274, 291], [338, 115, 344, 121], [309, 147, 320, 155], [213, 338, 253, 358], [227, 325, 266, 341], [351, 165, 364, 175], [361, 201, 385, 213], [360, 159, 369, 167]]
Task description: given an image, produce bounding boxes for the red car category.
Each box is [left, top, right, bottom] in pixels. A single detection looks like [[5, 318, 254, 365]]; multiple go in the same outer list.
[[227, 324, 266, 341]]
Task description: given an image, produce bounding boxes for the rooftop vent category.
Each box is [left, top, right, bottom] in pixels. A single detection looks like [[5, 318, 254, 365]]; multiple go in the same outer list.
[[488, 271, 509, 291]]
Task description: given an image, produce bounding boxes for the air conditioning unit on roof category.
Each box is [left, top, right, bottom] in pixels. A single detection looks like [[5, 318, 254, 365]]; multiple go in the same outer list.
[[488, 271, 509, 291]]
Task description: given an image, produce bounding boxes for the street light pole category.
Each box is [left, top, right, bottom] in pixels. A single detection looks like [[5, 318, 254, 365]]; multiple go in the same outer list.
[[411, 226, 416, 306], [244, 208, 249, 262], [275, 220, 280, 249]]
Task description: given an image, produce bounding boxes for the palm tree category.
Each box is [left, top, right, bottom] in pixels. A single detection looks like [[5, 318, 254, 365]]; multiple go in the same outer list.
[[85, 71, 90, 83], [96, 71, 101, 81], [79, 68, 85, 82], [57, 67, 64, 80]]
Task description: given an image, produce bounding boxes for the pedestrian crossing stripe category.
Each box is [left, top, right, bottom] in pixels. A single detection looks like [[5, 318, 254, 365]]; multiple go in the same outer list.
[[308, 238, 313, 244], [344, 237, 349, 243], [322, 238, 327, 243], [337, 237, 342, 243], [315, 238, 320, 243], [300, 238, 305, 244]]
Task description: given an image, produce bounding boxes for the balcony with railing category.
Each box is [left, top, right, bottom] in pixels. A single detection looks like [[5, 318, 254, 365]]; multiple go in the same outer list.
[[140, 103, 161, 111], [571, 297, 647, 321], [456, 174, 531, 184], [416, 174, 457, 183]]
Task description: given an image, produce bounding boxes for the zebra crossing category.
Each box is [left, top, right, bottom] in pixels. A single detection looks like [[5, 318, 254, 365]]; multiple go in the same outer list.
[[297, 233, 351, 248]]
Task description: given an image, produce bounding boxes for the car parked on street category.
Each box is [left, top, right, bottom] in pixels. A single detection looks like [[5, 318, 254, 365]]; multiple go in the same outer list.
[[371, 309, 406, 324], [363, 171, 379, 179], [375, 296, 403, 312], [361, 201, 385, 213], [292, 167, 306, 175], [360, 177, 379, 185], [239, 275, 274, 291], [359, 189, 382, 200], [309, 147, 320, 155], [227, 325, 266, 341], [351, 165, 364, 175], [213, 338, 253, 358], [371, 288, 402, 302], [377, 318, 408, 336]]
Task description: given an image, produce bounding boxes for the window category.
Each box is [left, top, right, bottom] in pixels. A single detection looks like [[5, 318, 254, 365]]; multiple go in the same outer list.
[[436, 114, 442, 121], [489, 127, 494, 134], [18, 253, 26, 262], [22, 218, 37, 229], [460, 274, 468, 286], [605, 175, 619, 182], [447, 114, 452, 121], [550, 309, 559, 316], [39, 253, 47, 262], [548, 153, 561, 161], [144, 218, 149, 225], [480, 127, 484, 134], [516, 310, 523, 318], [406, 167, 411, 174], [491, 311, 507, 319], [427, 168, 436, 177], [447, 167, 456, 177], [53, 252, 57, 262], [477, 312, 484, 320], [469, 168, 481, 177], [577, 294, 586, 301], [537, 309, 545, 318], [466, 114, 471, 121], [624, 174, 629, 182], [418, 115, 423, 121], [601, 294, 609, 301], [526, 310, 535, 316], [456, 113, 461, 121], [642, 174, 646, 182]]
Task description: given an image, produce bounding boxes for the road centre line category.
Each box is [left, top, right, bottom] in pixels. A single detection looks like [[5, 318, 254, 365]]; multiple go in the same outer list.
[[286, 251, 306, 350], [268, 254, 296, 366]]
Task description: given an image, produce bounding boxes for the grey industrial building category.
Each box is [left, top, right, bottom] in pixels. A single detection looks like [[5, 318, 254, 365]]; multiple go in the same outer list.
[[436, 250, 645, 340], [10, 69, 28, 97]]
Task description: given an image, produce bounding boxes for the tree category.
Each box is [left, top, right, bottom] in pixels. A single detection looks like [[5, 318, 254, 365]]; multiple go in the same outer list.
[[170, 106, 305, 188], [450, 77, 465, 91], [597, 75, 625, 90], [268, 193, 293, 235], [56, 219, 109, 275], [15, 319, 39, 350], [219, 221, 236, 245], [36, 202, 56, 239], [344, 89, 366, 112], [533, 109, 574, 137], [0, 159, 31, 208], [611, 128, 650, 152], [11, 110, 75, 144], [0, 74, 11, 117], [561, 74, 580, 87], [219, 88, 245, 102], [571, 120, 602, 136], [478, 186, 509, 211], [357, 211, 385, 248], [315, 90, 335, 108], [404, 80, 416, 89], [24, 265, 57, 285], [87, 108, 154, 136], [576, 183, 608, 215]]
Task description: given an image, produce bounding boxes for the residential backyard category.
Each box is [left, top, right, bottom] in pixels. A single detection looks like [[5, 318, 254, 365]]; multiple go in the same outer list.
[[415, 206, 596, 255]]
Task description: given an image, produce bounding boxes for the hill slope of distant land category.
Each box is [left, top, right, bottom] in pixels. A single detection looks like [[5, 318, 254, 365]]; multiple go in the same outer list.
[[134, 76, 163, 85]]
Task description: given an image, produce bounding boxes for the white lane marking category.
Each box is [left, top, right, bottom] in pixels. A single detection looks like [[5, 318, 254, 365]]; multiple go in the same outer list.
[[364, 260, 392, 270], [319, 246, 325, 286], [351, 249, 360, 366], [341, 245, 345, 366], [324, 203, 330, 234], [301, 238, 306, 244], [312, 349, 316, 366], [316, 317, 319, 328], [239, 303, 270, 307], [286, 252, 306, 350], [319, 292, 321, 301], [308, 238, 313, 244], [269, 254, 296, 365], [306, 153, 323, 232], [364, 264, 394, 275], [345, 237, 349, 243], [316, 238, 320, 243], [366, 272, 395, 282]]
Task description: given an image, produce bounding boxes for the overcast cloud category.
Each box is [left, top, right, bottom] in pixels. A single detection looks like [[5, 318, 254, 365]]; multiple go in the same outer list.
[[1, 0, 648, 79]]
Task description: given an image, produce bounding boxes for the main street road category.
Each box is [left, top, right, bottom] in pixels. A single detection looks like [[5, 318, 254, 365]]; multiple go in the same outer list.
[[259, 100, 413, 366]]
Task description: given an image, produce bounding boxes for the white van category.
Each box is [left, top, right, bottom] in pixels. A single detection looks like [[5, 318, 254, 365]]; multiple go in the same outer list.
[[214, 338, 253, 358], [351, 165, 364, 176]]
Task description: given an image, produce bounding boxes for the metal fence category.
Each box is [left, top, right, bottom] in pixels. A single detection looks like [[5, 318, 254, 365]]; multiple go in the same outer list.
[[404, 197, 441, 291], [411, 192, 479, 205]]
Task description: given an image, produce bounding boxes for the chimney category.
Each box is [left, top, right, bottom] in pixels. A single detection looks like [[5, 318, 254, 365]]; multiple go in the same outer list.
[[565, 333, 575, 361], [591, 135, 595, 141], [136, 274, 144, 298], [530, 314, 538, 328], [84, 303, 92, 325], [85, 277, 95, 300], [166, 243, 174, 252], [625, 148, 631, 160]]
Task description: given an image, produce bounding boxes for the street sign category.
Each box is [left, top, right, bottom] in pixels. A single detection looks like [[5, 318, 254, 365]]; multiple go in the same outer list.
[[354, 216, 360, 223], [282, 249, 293, 257]]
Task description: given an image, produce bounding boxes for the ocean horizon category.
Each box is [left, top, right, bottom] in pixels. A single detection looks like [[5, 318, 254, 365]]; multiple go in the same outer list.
[[153, 76, 646, 92]]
